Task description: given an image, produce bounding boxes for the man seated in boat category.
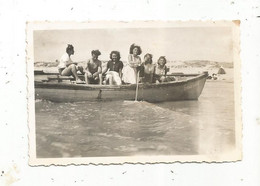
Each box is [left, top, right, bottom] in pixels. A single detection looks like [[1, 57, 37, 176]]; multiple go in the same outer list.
[[102, 51, 123, 85], [85, 50, 102, 85], [154, 56, 175, 83], [57, 44, 84, 83]]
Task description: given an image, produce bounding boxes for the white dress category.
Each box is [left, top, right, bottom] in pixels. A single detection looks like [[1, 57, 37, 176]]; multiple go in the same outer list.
[[122, 54, 141, 84], [105, 71, 122, 85]]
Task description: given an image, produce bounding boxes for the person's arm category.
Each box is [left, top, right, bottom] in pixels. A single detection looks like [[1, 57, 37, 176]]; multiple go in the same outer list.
[[128, 55, 136, 67], [164, 66, 169, 76], [119, 68, 122, 78], [127, 55, 132, 65], [85, 60, 92, 77], [93, 61, 102, 77], [118, 61, 123, 78], [136, 62, 144, 73], [102, 61, 109, 74]]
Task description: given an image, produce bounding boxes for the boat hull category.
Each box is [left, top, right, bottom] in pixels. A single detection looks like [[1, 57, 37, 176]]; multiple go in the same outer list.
[[35, 73, 207, 102]]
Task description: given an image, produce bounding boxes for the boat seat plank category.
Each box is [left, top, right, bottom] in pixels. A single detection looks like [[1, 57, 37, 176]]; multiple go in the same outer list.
[[47, 76, 75, 81]]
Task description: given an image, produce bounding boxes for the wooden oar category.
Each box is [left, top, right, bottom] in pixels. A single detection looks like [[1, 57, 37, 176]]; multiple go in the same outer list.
[[135, 71, 140, 102]]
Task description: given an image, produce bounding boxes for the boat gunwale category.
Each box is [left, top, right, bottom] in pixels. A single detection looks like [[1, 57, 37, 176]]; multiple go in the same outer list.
[[34, 72, 208, 90]]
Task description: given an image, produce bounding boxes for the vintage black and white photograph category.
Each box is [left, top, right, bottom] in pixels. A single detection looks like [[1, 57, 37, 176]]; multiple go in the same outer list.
[[27, 21, 241, 165]]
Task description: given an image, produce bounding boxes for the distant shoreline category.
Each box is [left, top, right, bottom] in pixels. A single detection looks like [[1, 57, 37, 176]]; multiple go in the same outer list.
[[34, 60, 233, 68], [34, 60, 234, 82]]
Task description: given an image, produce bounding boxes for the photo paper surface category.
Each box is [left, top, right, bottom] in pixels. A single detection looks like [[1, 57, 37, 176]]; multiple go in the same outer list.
[[27, 21, 242, 165]]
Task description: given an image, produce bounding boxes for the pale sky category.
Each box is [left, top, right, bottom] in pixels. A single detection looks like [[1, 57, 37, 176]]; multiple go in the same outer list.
[[34, 27, 233, 63]]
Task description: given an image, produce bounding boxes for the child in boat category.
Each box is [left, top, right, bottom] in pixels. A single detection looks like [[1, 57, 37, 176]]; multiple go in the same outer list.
[[85, 50, 102, 84], [154, 56, 168, 83], [102, 51, 124, 85], [141, 53, 155, 83], [57, 44, 84, 84], [122, 43, 142, 84]]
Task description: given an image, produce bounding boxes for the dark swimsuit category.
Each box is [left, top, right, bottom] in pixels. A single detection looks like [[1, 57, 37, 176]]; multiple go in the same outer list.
[[86, 60, 101, 84]]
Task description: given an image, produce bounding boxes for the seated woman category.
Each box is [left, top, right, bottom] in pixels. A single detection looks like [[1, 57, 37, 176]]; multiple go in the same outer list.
[[141, 53, 155, 83], [122, 43, 142, 84], [102, 51, 124, 85], [154, 56, 168, 83], [85, 50, 102, 84], [57, 44, 84, 83]]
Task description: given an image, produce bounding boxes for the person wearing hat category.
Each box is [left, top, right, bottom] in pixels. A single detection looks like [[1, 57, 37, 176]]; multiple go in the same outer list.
[[57, 44, 84, 83], [85, 50, 102, 84]]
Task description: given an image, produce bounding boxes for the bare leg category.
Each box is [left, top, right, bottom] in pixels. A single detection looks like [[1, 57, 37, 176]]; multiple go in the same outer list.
[[109, 75, 113, 85], [61, 64, 80, 80], [99, 74, 102, 85], [85, 73, 89, 84], [70, 64, 80, 80], [77, 66, 84, 74]]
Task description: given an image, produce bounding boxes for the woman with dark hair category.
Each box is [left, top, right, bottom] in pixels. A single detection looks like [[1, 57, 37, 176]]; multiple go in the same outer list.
[[85, 50, 102, 84], [102, 51, 124, 85], [57, 44, 84, 83], [122, 43, 142, 84], [154, 56, 168, 83], [141, 53, 155, 83]]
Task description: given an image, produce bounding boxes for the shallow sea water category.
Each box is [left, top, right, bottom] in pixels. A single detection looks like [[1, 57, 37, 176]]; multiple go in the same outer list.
[[35, 80, 235, 158]]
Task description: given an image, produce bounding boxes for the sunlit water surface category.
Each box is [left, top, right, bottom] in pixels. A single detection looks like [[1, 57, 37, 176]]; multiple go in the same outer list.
[[35, 81, 235, 158]]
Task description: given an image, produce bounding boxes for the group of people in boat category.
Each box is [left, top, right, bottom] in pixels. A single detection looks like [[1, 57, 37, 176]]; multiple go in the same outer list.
[[58, 44, 173, 85]]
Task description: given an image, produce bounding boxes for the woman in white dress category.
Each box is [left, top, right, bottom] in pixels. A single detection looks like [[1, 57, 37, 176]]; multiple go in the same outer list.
[[102, 51, 124, 85], [122, 43, 142, 84]]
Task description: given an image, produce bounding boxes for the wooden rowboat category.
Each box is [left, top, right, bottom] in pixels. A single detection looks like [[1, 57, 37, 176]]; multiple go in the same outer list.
[[34, 71, 208, 102]]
